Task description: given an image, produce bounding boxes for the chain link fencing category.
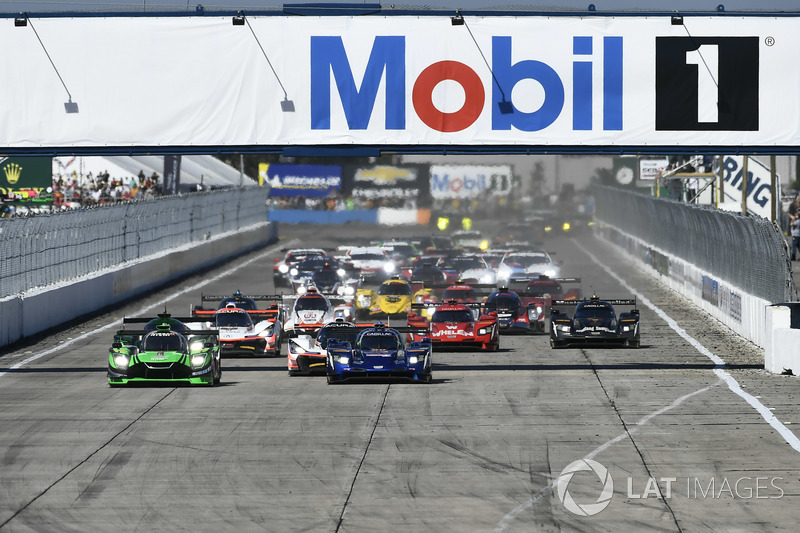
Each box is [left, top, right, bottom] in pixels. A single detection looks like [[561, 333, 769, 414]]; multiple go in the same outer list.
[[592, 184, 797, 304], [0, 188, 268, 299]]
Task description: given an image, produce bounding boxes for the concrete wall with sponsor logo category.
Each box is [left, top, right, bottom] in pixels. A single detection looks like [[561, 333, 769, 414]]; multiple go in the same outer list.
[[0, 222, 278, 348], [596, 224, 768, 348], [267, 208, 429, 225]]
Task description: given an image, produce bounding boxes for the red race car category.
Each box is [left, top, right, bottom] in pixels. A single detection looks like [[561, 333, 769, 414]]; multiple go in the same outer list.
[[408, 300, 499, 351], [506, 276, 581, 334]]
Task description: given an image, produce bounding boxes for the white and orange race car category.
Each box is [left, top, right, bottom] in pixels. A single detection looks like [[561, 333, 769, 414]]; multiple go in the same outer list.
[[191, 292, 284, 357]]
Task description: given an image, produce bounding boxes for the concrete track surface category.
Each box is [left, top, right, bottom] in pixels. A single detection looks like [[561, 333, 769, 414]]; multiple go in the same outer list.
[[1, 223, 798, 533]]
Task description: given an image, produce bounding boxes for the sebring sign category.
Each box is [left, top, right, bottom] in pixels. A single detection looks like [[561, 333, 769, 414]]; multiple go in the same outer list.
[[1, 15, 795, 150]]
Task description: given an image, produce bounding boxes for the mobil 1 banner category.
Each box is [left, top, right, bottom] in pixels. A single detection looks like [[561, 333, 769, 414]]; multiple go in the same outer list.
[[7, 15, 800, 150], [430, 165, 512, 199], [716, 155, 779, 220], [347, 165, 427, 203]]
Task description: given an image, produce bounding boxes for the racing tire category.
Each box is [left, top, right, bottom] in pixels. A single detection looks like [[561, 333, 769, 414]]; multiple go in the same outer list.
[[424, 373, 432, 384]]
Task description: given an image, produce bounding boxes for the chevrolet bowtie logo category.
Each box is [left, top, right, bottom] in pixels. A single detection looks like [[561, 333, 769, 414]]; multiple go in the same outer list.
[[3, 163, 22, 185]]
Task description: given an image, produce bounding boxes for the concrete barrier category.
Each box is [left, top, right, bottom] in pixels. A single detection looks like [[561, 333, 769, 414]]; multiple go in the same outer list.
[[595, 223, 769, 349], [764, 305, 800, 375], [1, 222, 278, 348], [267, 209, 378, 224]]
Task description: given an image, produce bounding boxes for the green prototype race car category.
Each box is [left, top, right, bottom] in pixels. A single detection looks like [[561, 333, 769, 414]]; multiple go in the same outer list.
[[108, 313, 222, 386]]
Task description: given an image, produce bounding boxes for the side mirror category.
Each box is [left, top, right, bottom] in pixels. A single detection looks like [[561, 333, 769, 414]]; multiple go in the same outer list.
[[551, 309, 561, 316], [112, 342, 123, 349]]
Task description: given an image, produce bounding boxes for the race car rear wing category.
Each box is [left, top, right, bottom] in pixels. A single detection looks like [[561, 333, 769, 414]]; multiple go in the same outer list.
[[115, 329, 220, 337], [411, 301, 484, 311], [551, 298, 637, 306]]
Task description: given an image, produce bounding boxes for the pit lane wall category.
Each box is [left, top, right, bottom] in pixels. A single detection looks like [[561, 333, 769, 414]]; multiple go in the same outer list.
[[763, 306, 800, 375], [592, 185, 795, 360], [0, 190, 276, 348], [267, 208, 430, 225]]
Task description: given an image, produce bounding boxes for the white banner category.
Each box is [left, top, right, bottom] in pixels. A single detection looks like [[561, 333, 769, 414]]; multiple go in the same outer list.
[[717, 156, 779, 220], [2, 15, 798, 149], [639, 158, 669, 180], [429, 165, 512, 199]]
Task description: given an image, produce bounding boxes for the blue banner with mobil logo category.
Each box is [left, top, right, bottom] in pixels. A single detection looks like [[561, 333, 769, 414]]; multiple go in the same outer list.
[[263, 164, 342, 197]]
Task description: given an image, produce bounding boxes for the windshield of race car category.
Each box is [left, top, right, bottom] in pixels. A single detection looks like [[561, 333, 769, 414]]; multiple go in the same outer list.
[[143, 332, 185, 352], [411, 266, 444, 283], [524, 283, 563, 297], [350, 253, 385, 261], [359, 332, 401, 350], [575, 304, 616, 319], [295, 296, 329, 311], [379, 282, 412, 296], [219, 297, 258, 311], [486, 293, 522, 310], [432, 309, 474, 323], [504, 254, 549, 267], [215, 312, 253, 327], [313, 269, 339, 285], [442, 288, 477, 300], [318, 326, 359, 346]]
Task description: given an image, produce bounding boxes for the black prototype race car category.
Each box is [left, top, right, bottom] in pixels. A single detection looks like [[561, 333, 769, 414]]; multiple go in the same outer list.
[[549, 295, 640, 348]]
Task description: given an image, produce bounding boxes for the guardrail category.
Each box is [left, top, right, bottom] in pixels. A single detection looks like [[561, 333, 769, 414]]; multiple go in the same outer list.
[[592, 184, 796, 351], [0, 188, 268, 299], [593, 184, 795, 304]]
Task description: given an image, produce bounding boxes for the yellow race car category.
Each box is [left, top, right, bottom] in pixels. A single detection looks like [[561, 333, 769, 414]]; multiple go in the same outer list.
[[356, 277, 413, 319]]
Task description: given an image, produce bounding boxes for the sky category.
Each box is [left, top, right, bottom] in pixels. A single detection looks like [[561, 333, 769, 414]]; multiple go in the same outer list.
[[1, 1, 800, 15]]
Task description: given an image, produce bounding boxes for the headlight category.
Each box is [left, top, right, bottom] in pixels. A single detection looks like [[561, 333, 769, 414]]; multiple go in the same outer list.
[[191, 354, 207, 368], [425, 307, 435, 318], [480, 274, 493, 283], [297, 285, 307, 295], [622, 325, 630, 332], [383, 262, 395, 273], [544, 269, 556, 277], [560, 325, 570, 332], [290, 268, 299, 276], [396, 349, 405, 359], [358, 294, 371, 306], [343, 286, 355, 296], [113, 354, 130, 368], [336, 355, 350, 365], [562, 222, 571, 232], [337, 268, 346, 277], [573, 319, 581, 328], [408, 355, 419, 364], [478, 327, 487, 335], [189, 341, 205, 352], [479, 240, 489, 250], [544, 225, 552, 232], [279, 264, 289, 273], [528, 308, 539, 321], [610, 319, 617, 328]]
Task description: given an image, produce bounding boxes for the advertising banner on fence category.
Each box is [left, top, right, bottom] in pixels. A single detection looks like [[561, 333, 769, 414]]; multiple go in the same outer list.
[[351, 165, 420, 200], [0, 157, 53, 203], [3, 15, 800, 150], [429, 165, 512, 199], [261, 163, 342, 197], [717, 156, 779, 220]]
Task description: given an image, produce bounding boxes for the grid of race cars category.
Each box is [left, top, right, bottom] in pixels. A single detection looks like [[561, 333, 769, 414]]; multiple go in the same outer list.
[[107, 229, 640, 386]]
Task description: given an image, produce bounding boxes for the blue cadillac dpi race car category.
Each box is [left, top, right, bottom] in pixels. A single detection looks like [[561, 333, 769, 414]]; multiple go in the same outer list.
[[326, 323, 432, 383], [549, 295, 640, 348]]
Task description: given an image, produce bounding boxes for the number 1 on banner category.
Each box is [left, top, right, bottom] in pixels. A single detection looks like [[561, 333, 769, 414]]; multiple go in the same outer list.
[[686, 45, 719, 124]]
